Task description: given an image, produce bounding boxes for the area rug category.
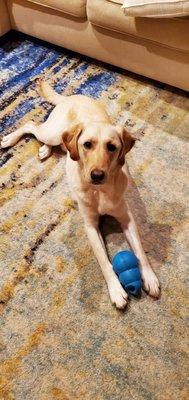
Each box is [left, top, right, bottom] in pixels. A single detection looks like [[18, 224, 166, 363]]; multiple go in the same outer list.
[[0, 31, 188, 400]]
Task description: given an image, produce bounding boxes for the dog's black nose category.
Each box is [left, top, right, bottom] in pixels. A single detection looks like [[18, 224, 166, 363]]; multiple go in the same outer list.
[[91, 169, 105, 183]]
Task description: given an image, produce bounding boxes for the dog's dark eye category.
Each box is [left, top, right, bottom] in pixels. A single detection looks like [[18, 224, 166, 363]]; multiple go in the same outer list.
[[84, 141, 92, 149], [107, 143, 117, 152]]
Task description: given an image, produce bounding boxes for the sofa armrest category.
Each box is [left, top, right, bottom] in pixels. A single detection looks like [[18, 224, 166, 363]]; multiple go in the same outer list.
[[0, 0, 11, 36]]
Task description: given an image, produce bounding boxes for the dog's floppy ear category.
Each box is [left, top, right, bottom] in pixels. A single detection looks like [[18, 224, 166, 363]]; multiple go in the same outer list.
[[116, 125, 136, 166], [62, 123, 83, 161]]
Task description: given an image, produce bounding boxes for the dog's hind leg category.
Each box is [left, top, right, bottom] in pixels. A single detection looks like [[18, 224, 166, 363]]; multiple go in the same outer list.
[[1, 121, 38, 149]]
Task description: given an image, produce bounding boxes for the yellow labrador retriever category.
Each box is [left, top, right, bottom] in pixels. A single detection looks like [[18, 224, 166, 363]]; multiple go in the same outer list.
[[1, 82, 160, 308]]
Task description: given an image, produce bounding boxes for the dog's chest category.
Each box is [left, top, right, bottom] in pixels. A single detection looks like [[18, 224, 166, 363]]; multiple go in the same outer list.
[[93, 190, 117, 215]]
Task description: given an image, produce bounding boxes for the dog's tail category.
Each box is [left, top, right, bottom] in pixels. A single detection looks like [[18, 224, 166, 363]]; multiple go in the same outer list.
[[39, 80, 64, 105]]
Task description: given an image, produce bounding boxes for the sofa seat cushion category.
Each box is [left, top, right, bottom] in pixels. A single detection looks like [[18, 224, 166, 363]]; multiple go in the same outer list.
[[88, 0, 189, 52], [26, 0, 87, 18]]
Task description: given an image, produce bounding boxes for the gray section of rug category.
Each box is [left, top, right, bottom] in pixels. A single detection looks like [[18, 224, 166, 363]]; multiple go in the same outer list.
[[0, 34, 188, 399]]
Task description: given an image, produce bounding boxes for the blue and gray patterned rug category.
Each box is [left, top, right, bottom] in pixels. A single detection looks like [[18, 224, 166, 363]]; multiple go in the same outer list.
[[0, 31, 188, 400]]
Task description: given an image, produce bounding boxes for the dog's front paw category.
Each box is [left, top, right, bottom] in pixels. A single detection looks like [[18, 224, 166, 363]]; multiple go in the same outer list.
[[142, 268, 160, 298], [108, 277, 128, 309]]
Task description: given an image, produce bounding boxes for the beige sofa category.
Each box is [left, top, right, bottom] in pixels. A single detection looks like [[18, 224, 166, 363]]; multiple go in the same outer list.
[[0, 0, 189, 90]]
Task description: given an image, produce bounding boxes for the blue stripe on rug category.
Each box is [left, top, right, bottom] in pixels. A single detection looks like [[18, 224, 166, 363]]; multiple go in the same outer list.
[[74, 62, 90, 81], [0, 49, 61, 98], [74, 72, 117, 98], [54, 61, 89, 93], [50, 57, 70, 75], [0, 41, 48, 71]]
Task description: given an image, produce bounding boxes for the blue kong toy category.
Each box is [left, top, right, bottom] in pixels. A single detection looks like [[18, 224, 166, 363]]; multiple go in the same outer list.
[[112, 251, 142, 297]]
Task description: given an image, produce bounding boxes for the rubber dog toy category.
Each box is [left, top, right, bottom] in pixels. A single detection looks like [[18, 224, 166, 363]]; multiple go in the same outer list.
[[112, 250, 142, 297]]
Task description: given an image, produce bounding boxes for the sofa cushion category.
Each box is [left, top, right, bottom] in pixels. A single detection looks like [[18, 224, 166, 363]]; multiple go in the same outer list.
[[122, 0, 189, 18], [26, 0, 87, 18], [88, 0, 189, 52]]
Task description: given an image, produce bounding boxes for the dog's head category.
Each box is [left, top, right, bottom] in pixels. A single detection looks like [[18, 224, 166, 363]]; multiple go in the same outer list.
[[62, 123, 135, 185]]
